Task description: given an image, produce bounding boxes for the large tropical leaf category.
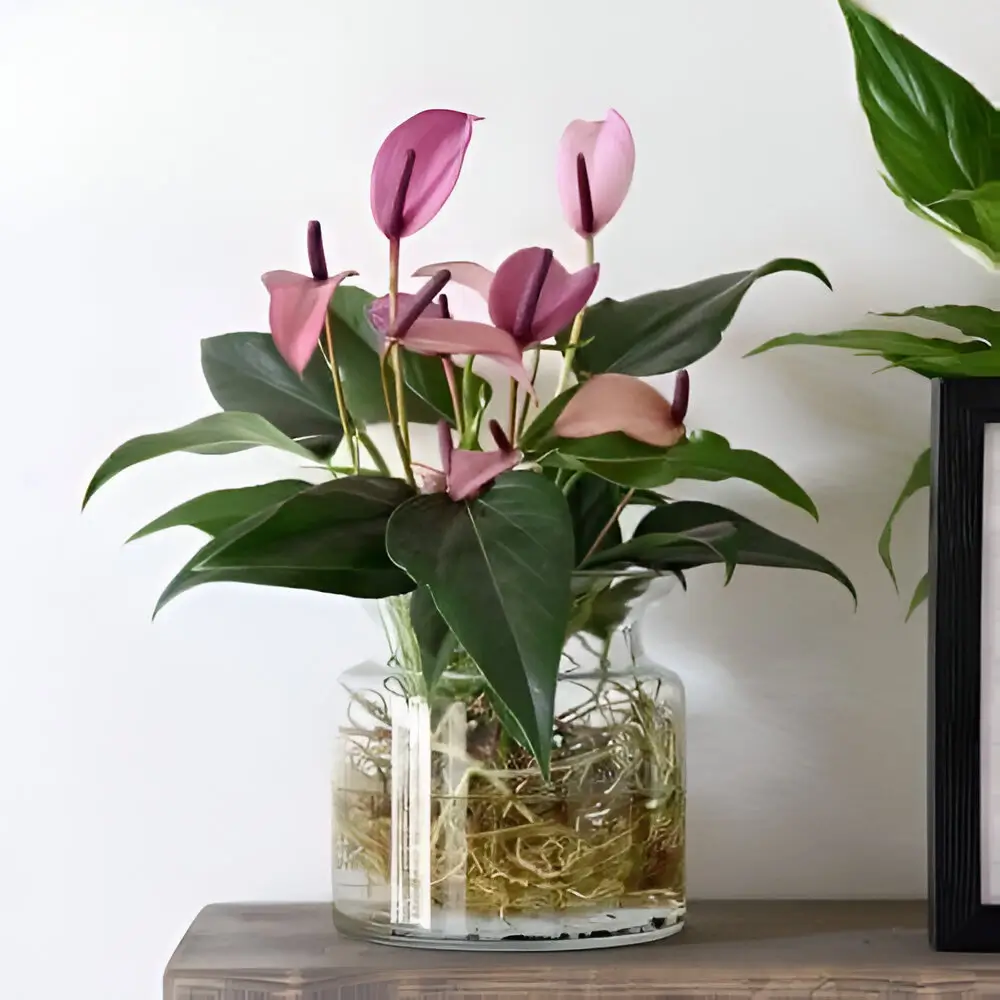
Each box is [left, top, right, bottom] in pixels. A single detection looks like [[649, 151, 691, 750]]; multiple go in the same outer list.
[[200, 331, 343, 456], [879, 448, 931, 589], [565, 473, 623, 564], [554, 430, 817, 518], [568, 259, 830, 378], [839, 0, 1000, 247], [83, 412, 317, 508], [128, 480, 310, 542], [747, 328, 983, 360], [154, 476, 415, 614], [330, 285, 491, 426], [386, 471, 574, 772], [627, 501, 856, 601], [881, 305, 1000, 344]]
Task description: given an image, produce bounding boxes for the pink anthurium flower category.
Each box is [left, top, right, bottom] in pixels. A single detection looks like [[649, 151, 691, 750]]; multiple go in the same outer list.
[[554, 371, 689, 448], [438, 420, 521, 502], [261, 221, 357, 374], [557, 109, 635, 237], [367, 292, 445, 340], [370, 109, 480, 240], [414, 247, 599, 348]]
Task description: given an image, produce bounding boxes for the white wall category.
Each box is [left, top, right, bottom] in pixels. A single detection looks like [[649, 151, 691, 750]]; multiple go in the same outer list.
[[2, 0, 998, 996]]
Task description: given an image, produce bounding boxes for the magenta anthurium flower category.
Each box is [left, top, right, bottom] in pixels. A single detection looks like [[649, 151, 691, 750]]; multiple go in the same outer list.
[[554, 371, 688, 448], [557, 109, 635, 237], [370, 109, 480, 240], [367, 293, 445, 339], [438, 420, 521, 502], [261, 221, 357, 374], [414, 247, 599, 348]]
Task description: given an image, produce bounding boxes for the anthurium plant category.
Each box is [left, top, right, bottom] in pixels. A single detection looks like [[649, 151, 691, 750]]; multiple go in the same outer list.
[[751, 0, 1000, 619], [84, 107, 853, 770]]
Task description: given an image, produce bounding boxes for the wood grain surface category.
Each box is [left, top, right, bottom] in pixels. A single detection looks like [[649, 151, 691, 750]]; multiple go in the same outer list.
[[163, 900, 1000, 999]]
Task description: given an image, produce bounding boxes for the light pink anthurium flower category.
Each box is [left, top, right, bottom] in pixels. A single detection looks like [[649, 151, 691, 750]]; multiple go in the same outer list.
[[554, 371, 690, 448], [436, 420, 521, 502], [261, 221, 356, 374], [414, 246, 599, 348], [370, 109, 480, 240], [557, 109, 635, 237]]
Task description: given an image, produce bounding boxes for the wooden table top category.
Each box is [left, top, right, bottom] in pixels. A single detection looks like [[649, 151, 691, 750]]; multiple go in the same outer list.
[[164, 900, 1000, 999]]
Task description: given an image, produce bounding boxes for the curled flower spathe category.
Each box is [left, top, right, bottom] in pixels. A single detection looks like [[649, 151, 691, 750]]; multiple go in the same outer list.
[[370, 109, 480, 240]]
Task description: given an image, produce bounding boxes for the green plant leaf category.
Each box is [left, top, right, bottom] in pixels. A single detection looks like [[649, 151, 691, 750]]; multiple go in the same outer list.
[[569, 259, 831, 378], [565, 474, 623, 564], [632, 501, 856, 601], [555, 430, 817, 519], [409, 586, 457, 692], [385, 471, 574, 772], [887, 348, 1000, 377], [330, 286, 490, 425], [906, 572, 929, 621], [746, 328, 984, 360], [879, 448, 931, 589], [200, 332, 343, 456], [936, 181, 1000, 252], [839, 0, 1000, 244], [881, 305, 1000, 344], [518, 386, 580, 456], [83, 412, 318, 508], [585, 522, 740, 578], [127, 480, 310, 542], [155, 476, 416, 614]]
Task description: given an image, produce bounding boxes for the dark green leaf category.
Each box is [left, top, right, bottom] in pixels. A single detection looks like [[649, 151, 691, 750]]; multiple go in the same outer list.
[[747, 328, 985, 360], [881, 305, 1000, 344], [128, 480, 309, 542], [906, 572, 929, 621], [839, 0, 1000, 243], [385, 471, 574, 772], [409, 586, 457, 692], [154, 476, 416, 614], [518, 386, 580, 456], [555, 430, 817, 519], [585, 522, 740, 578], [888, 347, 1000, 377], [330, 285, 490, 426], [83, 412, 317, 508], [565, 474, 623, 564], [879, 448, 930, 588], [632, 501, 856, 601], [200, 332, 343, 456], [570, 259, 831, 378]]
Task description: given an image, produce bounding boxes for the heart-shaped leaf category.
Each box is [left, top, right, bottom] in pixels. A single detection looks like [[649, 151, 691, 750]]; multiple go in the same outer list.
[[83, 412, 317, 508], [128, 480, 310, 542], [879, 448, 930, 589], [386, 471, 574, 772], [569, 258, 830, 378], [200, 332, 343, 455], [154, 476, 416, 614]]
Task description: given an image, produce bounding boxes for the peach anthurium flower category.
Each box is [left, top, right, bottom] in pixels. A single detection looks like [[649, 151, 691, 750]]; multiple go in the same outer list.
[[554, 371, 689, 448], [260, 221, 356, 374], [557, 109, 635, 237], [436, 421, 521, 502], [370, 109, 480, 240], [413, 246, 599, 348]]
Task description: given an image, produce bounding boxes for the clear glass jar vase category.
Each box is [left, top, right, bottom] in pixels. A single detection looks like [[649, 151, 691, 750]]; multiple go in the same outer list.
[[331, 581, 685, 950]]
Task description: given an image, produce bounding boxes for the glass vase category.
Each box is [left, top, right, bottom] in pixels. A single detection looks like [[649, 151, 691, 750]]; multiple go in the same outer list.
[[331, 581, 685, 950]]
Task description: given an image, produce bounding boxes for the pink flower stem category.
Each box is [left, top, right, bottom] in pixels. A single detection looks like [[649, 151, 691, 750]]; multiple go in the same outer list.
[[441, 356, 464, 435], [554, 235, 595, 396], [384, 237, 414, 486], [507, 377, 518, 444], [515, 347, 542, 443]]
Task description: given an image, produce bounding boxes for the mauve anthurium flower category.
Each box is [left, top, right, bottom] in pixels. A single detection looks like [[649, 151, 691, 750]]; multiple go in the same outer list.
[[413, 246, 599, 348], [554, 371, 690, 448], [261, 221, 357, 374], [370, 109, 481, 240], [557, 109, 635, 237], [436, 420, 521, 502]]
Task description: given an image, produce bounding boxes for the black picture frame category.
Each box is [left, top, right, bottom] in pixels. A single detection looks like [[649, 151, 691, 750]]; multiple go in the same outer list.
[[930, 377, 1000, 950]]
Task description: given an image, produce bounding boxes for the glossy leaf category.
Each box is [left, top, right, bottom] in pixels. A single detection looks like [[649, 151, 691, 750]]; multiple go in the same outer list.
[[565, 474, 623, 564], [936, 181, 1000, 253], [906, 572, 929, 622], [569, 258, 830, 378], [839, 0, 1000, 243], [201, 332, 344, 455], [879, 448, 930, 589], [518, 386, 580, 455], [386, 471, 574, 772], [747, 328, 983, 360], [555, 430, 817, 519], [155, 476, 416, 614], [632, 501, 856, 601], [881, 305, 1000, 344], [83, 413, 317, 508], [128, 480, 309, 542], [409, 586, 456, 692], [586, 522, 739, 578]]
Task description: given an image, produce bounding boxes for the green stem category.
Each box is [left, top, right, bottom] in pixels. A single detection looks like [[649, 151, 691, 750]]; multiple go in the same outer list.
[[323, 314, 359, 474], [358, 431, 391, 476], [507, 376, 518, 444], [441, 356, 464, 435], [554, 235, 595, 396], [379, 351, 409, 482], [560, 470, 584, 496], [391, 343, 415, 487], [461, 355, 477, 447], [515, 347, 541, 444]]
